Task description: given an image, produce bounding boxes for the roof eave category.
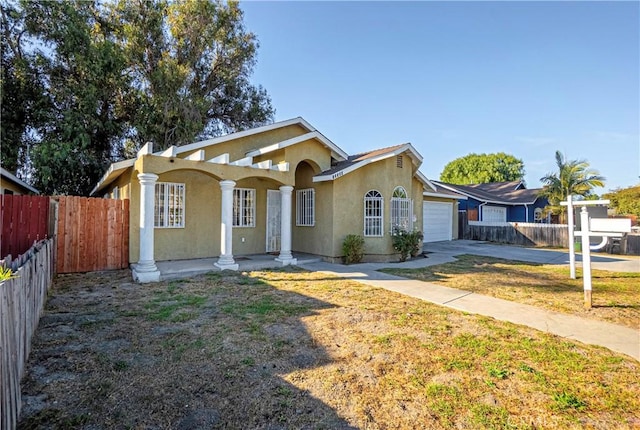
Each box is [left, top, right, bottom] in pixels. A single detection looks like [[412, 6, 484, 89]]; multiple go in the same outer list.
[[424, 191, 467, 200], [170, 117, 348, 161], [415, 171, 438, 192], [90, 158, 135, 196], [314, 143, 421, 183], [0, 167, 39, 194]]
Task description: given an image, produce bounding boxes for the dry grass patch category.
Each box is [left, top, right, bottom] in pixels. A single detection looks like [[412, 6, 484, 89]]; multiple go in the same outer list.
[[382, 254, 640, 328], [19, 268, 640, 429]]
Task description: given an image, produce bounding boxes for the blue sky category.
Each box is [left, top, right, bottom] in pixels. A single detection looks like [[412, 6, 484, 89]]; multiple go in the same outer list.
[[241, 1, 639, 193]]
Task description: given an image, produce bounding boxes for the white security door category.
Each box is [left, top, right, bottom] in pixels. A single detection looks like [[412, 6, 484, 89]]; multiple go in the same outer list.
[[266, 190, 281, 252], [423, 201, 453, 242], [482, 206, 507, 223]]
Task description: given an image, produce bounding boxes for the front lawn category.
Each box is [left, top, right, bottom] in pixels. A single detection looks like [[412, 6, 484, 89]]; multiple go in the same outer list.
[[19, 268, 640, 429], [382, 254, 640, 328]]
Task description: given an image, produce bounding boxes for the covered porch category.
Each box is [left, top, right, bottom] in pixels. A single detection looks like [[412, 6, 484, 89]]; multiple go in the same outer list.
[[131, 144, 301, 283]]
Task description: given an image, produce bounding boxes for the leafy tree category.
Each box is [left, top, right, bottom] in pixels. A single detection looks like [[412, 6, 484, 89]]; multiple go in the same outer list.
[[603, 185, 640, 221], [112, 0, 274, 150], [1, 0, 274, 195], [440, 152, 525, 185], [539, 150, 606, 222], [0, 2, 48, 176], [19, 0, 130, 195]]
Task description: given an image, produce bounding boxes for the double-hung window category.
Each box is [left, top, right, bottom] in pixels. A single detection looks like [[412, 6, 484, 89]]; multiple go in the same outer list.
[[233, 188, 255, 227], [296, 188, 315, 226], [390, 186, 412, 233], [364, 190, 383, 237], [155, 182, 185, 228]]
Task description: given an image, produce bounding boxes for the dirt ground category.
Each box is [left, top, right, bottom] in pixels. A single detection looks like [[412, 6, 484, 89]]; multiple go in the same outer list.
[[18, 268, 640, 429], [19, 269, 356, 429]]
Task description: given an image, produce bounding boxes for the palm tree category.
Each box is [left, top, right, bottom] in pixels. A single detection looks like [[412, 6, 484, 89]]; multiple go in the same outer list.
[[539, 151, 606, 223]]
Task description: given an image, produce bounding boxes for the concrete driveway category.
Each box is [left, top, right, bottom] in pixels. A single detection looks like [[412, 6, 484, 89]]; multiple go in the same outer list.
[[424, 240, 640, 273]]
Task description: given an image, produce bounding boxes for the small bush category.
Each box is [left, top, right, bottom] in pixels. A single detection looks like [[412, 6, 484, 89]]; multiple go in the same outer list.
[[392, 229, 423, 262], [342, 234, 365, 264], [0, 266, 17, 282]]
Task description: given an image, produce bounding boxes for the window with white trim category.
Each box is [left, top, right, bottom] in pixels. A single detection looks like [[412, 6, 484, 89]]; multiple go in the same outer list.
[[390, 186, 412, 233], [296, 188, 315, 226], [534, 207, 543, 223], [154, 182, 185, 228], [233, 188, 255, 227], [364, 190, 384, 237]]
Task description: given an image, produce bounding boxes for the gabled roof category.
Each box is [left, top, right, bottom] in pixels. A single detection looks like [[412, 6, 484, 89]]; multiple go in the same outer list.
[[91, 117, 350, 195], [174, 117, 348, 161], [1, 167, 39, 194], [433, 180, 542, 205], [466, 180, 525, 194], [313, 143, 422, 182], [423, 180, 467, 200]]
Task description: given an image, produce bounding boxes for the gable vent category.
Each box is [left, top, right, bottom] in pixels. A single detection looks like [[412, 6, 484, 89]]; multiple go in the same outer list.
[[396, 155, 403, 168]]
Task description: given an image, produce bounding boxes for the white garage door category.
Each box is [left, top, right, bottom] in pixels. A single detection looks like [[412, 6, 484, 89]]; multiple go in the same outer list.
[[482, 206, 507, 223], [423, 201, 453, 243]]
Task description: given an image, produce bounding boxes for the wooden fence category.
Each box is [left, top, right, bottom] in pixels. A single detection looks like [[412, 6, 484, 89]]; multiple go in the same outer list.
[[620, 233, 640, 256], [463, 221, 569, 247], [1, 195, 51, 259], [1, 239, 55, 430], [56, 196, 129, 273], [461, 221, 640, 255]]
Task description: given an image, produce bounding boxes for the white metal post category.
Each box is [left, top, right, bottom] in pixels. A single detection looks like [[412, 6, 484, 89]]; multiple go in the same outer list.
[[567, 195, 576, 279], [579, 206, 592, 309]]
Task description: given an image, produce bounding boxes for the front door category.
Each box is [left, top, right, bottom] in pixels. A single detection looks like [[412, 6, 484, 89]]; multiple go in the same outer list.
[[266, 190, 281, 252]]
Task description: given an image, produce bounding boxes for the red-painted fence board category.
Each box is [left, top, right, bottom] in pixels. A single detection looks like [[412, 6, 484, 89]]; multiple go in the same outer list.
[[1, 195, 50, 258]]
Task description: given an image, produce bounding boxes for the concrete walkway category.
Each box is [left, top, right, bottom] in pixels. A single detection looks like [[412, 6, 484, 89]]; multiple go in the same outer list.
[[299, 242, 640, 361]]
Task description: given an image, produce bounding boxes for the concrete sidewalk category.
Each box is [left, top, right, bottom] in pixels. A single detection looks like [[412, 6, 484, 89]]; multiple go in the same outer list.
[[299, 255, 640, 361]]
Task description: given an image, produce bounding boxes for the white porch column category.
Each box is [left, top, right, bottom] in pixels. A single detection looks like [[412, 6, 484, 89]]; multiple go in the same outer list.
[[215, 180, 239, 271], [276, 185, 297, 266], [133, 173, 160, 283]]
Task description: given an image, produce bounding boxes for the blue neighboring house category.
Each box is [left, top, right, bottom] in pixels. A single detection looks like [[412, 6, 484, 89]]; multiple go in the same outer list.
[[433, 180, 549, 223]]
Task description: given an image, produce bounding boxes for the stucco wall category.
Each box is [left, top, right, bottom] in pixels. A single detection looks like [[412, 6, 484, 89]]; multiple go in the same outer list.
[[1, 181, 27, 195], [291, 162, 334, 257], [412, 177, 424, 233], [330, 154, 419, 260], [231, 177, 284, 255], [127, 169, 222, 262]]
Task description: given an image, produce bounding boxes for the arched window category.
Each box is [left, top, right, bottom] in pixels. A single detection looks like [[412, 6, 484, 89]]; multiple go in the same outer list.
[[364, 190, 384, 237], [534, 207, 544, 223], [392, 186, 407, 199], [391, 186, 412, 233]]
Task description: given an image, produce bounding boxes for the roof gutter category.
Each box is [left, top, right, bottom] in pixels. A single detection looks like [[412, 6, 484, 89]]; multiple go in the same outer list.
[[423, 191, 467, 200]]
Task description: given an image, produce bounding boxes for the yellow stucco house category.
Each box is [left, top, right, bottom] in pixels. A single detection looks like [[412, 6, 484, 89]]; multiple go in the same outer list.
[[1, 167, 39, 195], [92, 117, 459, 282]]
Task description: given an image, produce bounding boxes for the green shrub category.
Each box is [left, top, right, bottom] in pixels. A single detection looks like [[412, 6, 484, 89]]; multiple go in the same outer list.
[[392, 229, 424, 262], [342, 234, 365, 264]]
